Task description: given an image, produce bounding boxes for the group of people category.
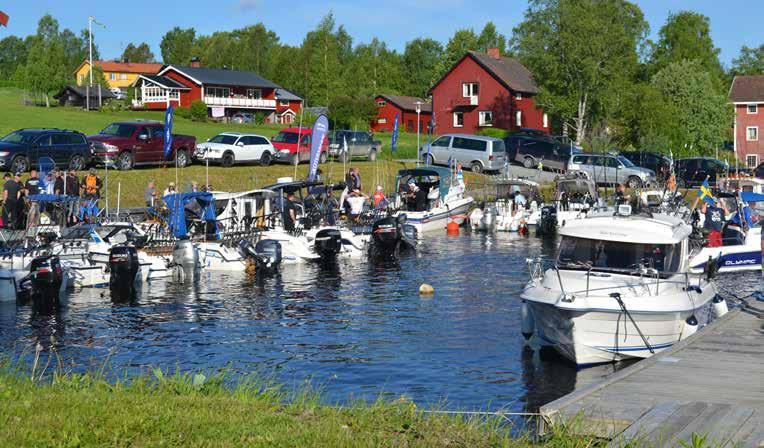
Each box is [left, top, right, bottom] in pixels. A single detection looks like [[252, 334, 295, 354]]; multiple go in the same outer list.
[[1, 168, 103, 229], [144, 180, 214, 207], [699, 197, 756, 247], [339, 168, 388, 220]]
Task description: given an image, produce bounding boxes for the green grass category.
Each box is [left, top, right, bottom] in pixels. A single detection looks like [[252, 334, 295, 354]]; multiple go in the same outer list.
[[0, 361, 598, 447]]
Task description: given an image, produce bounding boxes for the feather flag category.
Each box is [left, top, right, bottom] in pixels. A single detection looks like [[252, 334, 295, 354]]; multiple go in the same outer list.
[[0, 11, 9, 27], [163, 105, 174, 160]]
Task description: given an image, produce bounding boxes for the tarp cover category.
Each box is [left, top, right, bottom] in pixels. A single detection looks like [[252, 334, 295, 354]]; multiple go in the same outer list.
[[163, 192, 217, 238]]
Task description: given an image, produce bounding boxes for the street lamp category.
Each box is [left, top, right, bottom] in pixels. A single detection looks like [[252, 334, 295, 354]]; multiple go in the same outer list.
[[87, 16, 105, 110], [415, 101, 422, 166]]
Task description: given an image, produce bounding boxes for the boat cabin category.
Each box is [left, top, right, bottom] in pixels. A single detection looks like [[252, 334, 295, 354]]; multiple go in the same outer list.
[[554, 176, 598, 211], [394, 166, 461, 212]]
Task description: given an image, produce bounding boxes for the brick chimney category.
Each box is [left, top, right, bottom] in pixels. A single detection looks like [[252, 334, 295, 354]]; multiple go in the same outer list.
[[190, 56, 201, 68], [487, 48, 500, 59]]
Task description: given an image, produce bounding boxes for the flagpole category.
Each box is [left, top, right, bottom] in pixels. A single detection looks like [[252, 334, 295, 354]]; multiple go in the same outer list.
[[294, 100, 304, 180]]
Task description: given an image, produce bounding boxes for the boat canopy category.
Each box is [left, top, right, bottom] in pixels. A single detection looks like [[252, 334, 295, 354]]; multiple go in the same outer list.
[[559, 213, 691, 245], [263, 180, 323, 194], [741, 191, 764, 203], [396, 166, 453, 199], [163, 192, 217, 238]]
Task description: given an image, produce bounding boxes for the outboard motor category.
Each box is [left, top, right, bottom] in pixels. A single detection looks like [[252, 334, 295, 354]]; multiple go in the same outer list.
[[109, 245, 141, 298], [371, 216, 400, 254], [172, 239, 199, 280], [537, 205, 558, 236], [314, 228, 342, 259], [23, 255, 65, 308], [239, 239, 282, 273], [482, 206, 497, 232]]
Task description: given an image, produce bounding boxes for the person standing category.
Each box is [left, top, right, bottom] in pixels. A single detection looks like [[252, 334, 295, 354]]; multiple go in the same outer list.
[[372, 185, 387, 209], [65, 170, 80, 197], [82, 168, 102, 200], [282, 192, 297, 232], [144, 181, 157, 207], [2, 172, 20, 229], [346, 189, 368, 221], [14, 173, 26, 229], [703, 199, 728, 248], [53, 169, 65, 196], [163, 182, 176, 197], [25, 170, 41, 229]]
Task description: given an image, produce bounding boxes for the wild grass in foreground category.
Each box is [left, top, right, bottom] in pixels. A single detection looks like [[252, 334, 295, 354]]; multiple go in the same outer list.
[[0, 360, 599, 447]]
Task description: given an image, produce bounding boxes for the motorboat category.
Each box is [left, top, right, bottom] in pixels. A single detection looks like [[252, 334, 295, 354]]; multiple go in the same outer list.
[[392, 167, 473, 234], [368, 214, 417, 258], [689, 191, 763, 273], [521, 206, 718, 365], [480, 178, 542, 232], [529, 173, 599, 228]]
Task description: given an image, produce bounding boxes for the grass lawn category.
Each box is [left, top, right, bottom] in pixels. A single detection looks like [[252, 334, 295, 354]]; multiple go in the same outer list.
[[0, 365, 595, 447]]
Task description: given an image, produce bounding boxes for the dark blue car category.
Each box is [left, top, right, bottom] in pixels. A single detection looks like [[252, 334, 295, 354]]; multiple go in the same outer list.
[[0, 128, 92, 172]]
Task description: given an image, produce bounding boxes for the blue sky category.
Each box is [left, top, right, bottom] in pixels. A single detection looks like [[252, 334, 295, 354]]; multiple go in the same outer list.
[[2, 0, 762, 66]]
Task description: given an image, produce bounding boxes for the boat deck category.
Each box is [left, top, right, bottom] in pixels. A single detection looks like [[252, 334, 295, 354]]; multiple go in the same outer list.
[[540, 307, 764, 447]]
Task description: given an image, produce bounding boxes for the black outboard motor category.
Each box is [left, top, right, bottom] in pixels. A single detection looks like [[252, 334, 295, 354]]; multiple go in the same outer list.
[[239, 239, 282, 273], [371, 216, 400, 254], [109, 245, 141, 299], [314, 228, 342, 259], [27, 256, 65, 306], [537, 205, 558, 236]]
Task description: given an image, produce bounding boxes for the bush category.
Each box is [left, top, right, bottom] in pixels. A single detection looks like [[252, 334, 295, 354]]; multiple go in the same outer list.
[[189, 100, 208, 122], [254, 112, 266, 125], [175, 106, 191, 119], [475, 128, 510, 139]]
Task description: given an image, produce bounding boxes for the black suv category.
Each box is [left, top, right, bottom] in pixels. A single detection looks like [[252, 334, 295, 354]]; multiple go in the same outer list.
[[619, 151, 671, 181], [0, 128, 92, 172], [674, 157, 727, 187], [504, 133, 581, 171]]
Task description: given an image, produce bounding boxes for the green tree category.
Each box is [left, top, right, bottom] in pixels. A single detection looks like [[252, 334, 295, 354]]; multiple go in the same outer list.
[[651, 60, 732, 156], [160, 27, 196, 64], [121, 42, 155, 63], [476, 22, 506, 54], [301, 13, 349, 106], [731, 44, 764, 76], [23, 14, 69, 106], [613, 83, 680, 153], [329, 95, 377, 129], [511, 0, 648, 144], [441, 29, 478, 74], [349, 38, 403, 97], [648, 11, 723, 82], [0, 36, 29, 83], [402, 38, 443, 98]]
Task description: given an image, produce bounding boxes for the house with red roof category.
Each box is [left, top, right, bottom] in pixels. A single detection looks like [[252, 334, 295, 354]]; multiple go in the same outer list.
[[428, 49, 548, 135], [371, 94, 432, 133], [730, 75, 764, 169], [73, 60, 162, 91]]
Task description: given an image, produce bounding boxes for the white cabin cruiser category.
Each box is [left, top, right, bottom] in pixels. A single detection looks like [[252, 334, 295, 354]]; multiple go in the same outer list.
[[473, 178, 542, 232], [392, 166, 473, 234], [521, 207, 718, 365]]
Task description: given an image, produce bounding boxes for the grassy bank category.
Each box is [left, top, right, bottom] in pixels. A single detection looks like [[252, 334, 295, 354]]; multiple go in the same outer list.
[[0, 364, 594, 447]]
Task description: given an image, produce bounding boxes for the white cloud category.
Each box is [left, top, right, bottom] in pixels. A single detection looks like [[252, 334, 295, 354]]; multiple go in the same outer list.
[[234, 0, 259, 11]]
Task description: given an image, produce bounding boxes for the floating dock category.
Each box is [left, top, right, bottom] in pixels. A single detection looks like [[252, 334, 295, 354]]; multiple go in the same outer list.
[[540, 307, 764, 447]]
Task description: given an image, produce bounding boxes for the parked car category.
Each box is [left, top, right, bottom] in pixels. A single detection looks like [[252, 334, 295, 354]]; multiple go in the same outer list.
[[231, 113, 254, 124], [88, 121, 196, 171], [109, 88, 126, 100], [419, 134, 506, 174], [271, 127, 328, 165], [328, 130, 382, 161], [568, 153, 655, 188], [194, 132, 275, 167], [0, 128, 92, 172], [504, 133, 581, 171], [674, 157, 728, 188], [619, 151, 671, 181]]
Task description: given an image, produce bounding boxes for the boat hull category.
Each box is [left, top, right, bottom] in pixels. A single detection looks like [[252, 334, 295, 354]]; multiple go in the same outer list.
[[395, 198, 473, 234], [689, 228, 762, 273]]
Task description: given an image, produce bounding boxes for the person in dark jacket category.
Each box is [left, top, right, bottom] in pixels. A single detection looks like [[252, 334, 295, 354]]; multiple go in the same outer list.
[[2, 172, 20, 229], [65, 170, 80, 197]]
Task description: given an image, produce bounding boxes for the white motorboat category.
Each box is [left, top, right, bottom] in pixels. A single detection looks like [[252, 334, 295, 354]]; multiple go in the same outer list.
[[392, 166, 473, 234], [198, 241, 247, 271], [529, 174, 599, 228], [521, 206, 718, 365]]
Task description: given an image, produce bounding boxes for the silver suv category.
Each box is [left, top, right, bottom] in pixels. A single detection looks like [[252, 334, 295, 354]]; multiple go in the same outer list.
[[568, 153, 655, 188], [419, 134, 506, 173]]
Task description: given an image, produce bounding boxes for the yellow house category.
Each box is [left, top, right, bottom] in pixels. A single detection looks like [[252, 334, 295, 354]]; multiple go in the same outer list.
[[74, 60, 163, 90]]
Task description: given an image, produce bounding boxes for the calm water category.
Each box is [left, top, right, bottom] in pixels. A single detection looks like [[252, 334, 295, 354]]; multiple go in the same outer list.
[[0, 232, 761, 413]]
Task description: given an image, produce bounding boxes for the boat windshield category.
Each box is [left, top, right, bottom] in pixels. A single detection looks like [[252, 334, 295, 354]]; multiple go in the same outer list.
[[558, 236, 682, 273]]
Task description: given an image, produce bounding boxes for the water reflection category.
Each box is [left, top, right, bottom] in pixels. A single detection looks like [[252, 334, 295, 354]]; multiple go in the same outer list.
[[0, 233, 760, 413]]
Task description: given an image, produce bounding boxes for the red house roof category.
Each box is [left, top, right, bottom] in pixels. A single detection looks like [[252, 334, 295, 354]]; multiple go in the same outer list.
[[729, 75, 764, 103], [377, 94, 432, 113], [429, 51, 539, 95]]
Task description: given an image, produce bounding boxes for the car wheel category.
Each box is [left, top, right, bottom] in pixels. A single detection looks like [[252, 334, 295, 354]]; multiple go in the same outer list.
[[523, 157, 536, 169], [471, 161, 484, 174], [627, 176, 642, 189], [176, 149, 189, 168], [222, 152, 235, 168], [291, 153, 299, 166], [368, 150, 377, 162], [117, 152, 133, 171], [10, 156, 29, 173], [319, 151, 327, 164], [259, 152, 272, 167], [69, 154, 85, 171], [424, 154, 434, 165]]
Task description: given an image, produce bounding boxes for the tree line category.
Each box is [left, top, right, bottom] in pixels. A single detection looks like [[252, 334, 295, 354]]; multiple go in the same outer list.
[[1, 3, 763, 156]]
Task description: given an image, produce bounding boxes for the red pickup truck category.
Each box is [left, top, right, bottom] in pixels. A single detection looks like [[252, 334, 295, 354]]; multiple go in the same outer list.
[[88, 121, 196, 170]]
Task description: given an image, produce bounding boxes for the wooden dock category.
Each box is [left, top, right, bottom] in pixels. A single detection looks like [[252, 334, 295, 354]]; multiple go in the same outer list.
[[540, 308, 764, 447]]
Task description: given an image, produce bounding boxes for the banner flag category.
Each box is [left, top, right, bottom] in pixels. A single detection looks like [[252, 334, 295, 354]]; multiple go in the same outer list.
[[163, 105, 174, 160], [0, 11, 9, 27], [308, 114, 329, 181], [391, 113, 400, 152]]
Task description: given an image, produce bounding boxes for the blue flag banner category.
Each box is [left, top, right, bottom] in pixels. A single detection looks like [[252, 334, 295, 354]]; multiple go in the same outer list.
[[163, 105, 174, 160], [308, 114, 329, 182], [391, 113, 400, 152]]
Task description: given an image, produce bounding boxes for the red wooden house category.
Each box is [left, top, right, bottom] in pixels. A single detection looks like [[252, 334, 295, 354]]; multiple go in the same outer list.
[[132, 60, 302, 124], [429, 49, 548, 135], [371, 94, 432, 133], [730, 75, 764, 169]]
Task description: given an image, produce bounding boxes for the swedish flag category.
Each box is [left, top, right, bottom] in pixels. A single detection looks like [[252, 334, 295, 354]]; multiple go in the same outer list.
[[699, 179, 715, 205]]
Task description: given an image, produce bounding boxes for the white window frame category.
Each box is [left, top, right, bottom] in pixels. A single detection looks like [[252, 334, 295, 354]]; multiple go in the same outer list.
[[478, 110, 493, 127], [747, 104, 758, 114], [453, 111, 464, 128], [377, 118, 387, 124], [279, 99, 289, 106], [208, 87, 231, 98], [462, 82, 478, 98], [247, 88, 262, 99], [747, 126, 759, 141], [377, 100, 386, 107], [746, 154, 758, 168], [515, 110, 522, 127], [515, 92, 522, 100], [543, 113, 549, 128], [119, 73, 127, 80], [109, 73, 116, 81]]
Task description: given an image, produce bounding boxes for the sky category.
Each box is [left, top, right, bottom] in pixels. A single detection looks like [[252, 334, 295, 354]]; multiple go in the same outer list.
[[1, 0, 762, 66]]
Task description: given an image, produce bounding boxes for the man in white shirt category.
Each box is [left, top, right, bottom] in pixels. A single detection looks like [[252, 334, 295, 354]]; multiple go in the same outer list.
[[346, 189, 367, 220]]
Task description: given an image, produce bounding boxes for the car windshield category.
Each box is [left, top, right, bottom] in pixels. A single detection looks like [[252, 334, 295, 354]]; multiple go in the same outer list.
[[209, 135, 238, 145], [617, 156, 635, 167], [100, 124, 136, 138], [558, 236, 682, 274], [272, 131, 300, 144], [1, 131, 37, 144]]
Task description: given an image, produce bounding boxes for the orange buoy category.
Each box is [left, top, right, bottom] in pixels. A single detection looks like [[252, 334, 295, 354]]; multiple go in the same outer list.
[[446, 219, 460, 235]]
